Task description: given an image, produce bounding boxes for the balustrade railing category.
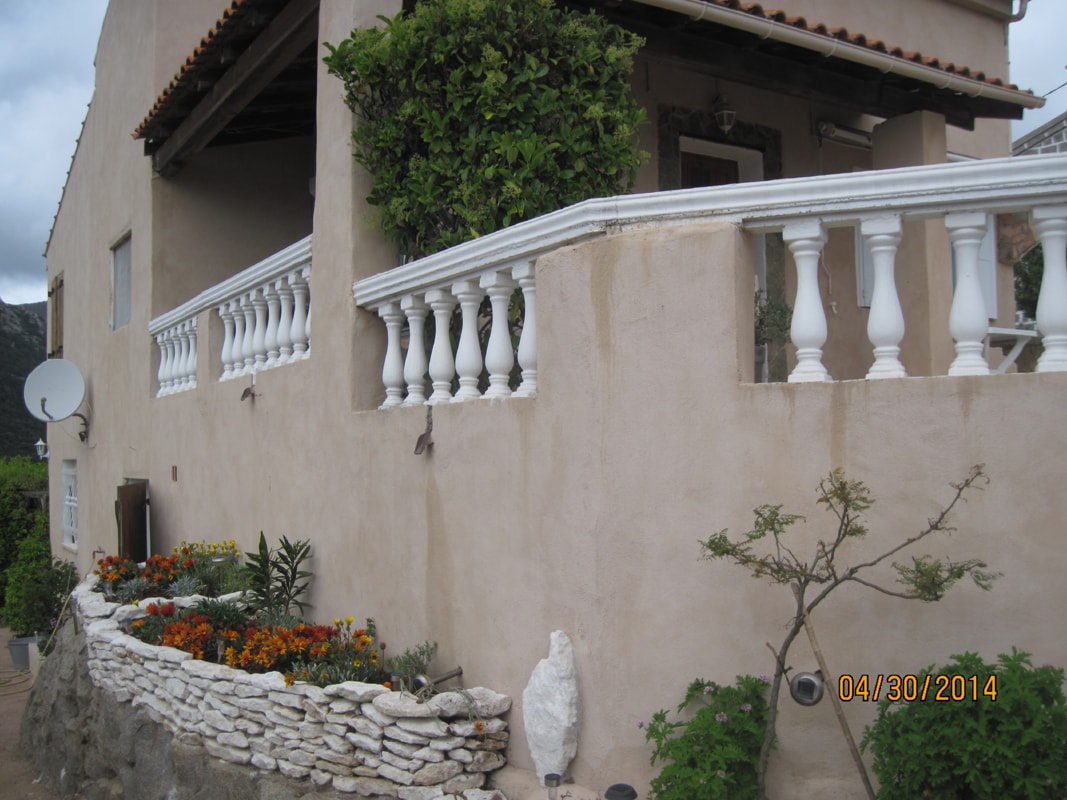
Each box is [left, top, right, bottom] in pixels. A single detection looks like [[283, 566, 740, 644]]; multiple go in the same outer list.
[[148, 236, 311, 397], [354, 153, 1067, 400]]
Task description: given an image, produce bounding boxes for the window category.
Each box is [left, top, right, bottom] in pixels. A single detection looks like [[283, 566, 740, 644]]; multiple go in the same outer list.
[[48, 273, 64, 358], [111, 235, 132, 330], [62, 460, 77, 549]]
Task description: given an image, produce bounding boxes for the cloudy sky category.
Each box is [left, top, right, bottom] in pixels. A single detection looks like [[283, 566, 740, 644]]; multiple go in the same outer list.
[[1, 0, 1065, 306]]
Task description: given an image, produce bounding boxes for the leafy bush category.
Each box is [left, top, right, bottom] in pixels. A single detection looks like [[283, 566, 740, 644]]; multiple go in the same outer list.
[[643, 675, 770, 800], [0, 456, 48, 604], [323, 0, 647, 257], [861, 649, 1067, 799], [386, 640, 439, 691], [1014, 243, 1042, 320], [3, 533, 77, 637]]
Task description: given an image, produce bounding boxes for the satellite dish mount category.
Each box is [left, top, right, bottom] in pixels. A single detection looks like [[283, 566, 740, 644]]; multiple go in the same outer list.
[[23, 359, 90, 443]]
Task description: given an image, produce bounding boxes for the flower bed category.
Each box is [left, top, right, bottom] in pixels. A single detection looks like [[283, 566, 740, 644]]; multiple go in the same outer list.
[[72, 576, 511, 798]]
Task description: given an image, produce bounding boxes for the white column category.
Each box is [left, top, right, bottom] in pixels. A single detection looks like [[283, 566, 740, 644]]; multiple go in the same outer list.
[[251, 289, 268, 370], [378, 302, 406, 408], [452, 279, 484, 401], [175, 324, 190, 391], [946, 212, 991, 376], [426, 289, 456, 404], [240, 293, 257, 373], [513, 261, 538, 396], [185, 318, 197, 390], [1032, 205, 1067, 372], [275, 276, 294, 365], [290, 272, 309, 358], [264, 284, 281, 367], [480, 271, 517, 398], [784, 220, 831, 382], [301, 265, 312, 357], [219, 303, 236, 380], [156, 333, 170, 397], [230, 298, 247, 378], [862, 216, 907, 379], [402, 294, 429, 405]]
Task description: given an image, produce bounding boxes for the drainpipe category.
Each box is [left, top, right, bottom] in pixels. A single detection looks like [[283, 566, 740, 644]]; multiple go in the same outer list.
[[1009, 0, 1029, 23], [629, 0, 1044, 108]]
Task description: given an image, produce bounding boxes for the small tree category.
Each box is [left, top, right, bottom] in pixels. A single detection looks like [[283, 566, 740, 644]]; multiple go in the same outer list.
[[701, 466, 996, 797], [323, 0, 647, 257]]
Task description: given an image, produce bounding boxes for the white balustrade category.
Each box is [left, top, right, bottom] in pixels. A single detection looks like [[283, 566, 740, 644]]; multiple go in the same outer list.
[[149, 236, 312, 396], [354, 155, 1067, 397], [363, 266, 533, 407], [154, 318, 197, 396]]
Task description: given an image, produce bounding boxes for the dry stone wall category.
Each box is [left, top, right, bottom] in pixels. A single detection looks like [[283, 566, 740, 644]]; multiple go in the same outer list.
[[71, 578, 511, 799]]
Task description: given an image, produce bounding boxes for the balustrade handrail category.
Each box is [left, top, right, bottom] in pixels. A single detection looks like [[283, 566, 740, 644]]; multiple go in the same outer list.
[[149, 235, 312, 335], [354, 154, 1067, 308]]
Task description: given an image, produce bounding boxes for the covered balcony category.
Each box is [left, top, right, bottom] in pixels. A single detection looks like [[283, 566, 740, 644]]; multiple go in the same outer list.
[[147, 153, 1067, 403]]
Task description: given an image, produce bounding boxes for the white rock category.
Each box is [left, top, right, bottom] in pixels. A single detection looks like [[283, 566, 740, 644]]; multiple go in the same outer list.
[[374, 692, 437, 718], [324, 680, 391, 703], [522, 630, 580, 782]]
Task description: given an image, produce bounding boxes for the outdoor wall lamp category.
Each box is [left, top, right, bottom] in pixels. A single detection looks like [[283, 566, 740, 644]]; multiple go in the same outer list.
[[712, 95, 736, 135], [34, 439, 49, 460], [789, 670, 825, 706]]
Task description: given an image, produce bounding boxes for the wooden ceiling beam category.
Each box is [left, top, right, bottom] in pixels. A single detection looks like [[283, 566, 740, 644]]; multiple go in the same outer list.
[[151, 0, 319, 176]]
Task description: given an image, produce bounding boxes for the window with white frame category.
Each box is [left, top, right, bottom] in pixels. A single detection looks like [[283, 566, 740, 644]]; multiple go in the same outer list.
[[62, 460, 77, 548], [111, 235, 132, 330]]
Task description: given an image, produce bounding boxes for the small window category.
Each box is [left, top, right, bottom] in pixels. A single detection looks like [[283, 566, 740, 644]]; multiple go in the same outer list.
[[48, 273, 64, 358], [62, 460, 78, 549], [111, 235, 132, 330]]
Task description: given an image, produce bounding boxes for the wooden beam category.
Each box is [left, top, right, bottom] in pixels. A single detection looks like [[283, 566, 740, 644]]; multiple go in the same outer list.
[[152, 0, 319, 176]]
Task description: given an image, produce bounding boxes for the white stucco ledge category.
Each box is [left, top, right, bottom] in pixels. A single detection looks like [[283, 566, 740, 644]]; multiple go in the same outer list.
[[70, 577, 514, 797]]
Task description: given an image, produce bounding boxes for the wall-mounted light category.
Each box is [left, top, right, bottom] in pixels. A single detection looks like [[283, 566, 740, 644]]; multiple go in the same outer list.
[[34, 439, 49, 460], [712, 95, 736, 135], [789, 670, 825, 706]]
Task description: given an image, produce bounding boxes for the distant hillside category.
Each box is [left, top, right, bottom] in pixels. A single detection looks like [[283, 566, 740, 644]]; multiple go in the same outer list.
[[0, 298, 47, 457]]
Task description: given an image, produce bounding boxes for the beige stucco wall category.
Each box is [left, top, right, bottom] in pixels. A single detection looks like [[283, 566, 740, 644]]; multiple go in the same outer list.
[[44, 1, 1061, 797]]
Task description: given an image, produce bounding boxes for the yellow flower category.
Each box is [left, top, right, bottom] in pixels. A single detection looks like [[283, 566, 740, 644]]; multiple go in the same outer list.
[[345, 616, 354, 625], [334, 618, 342, 626]]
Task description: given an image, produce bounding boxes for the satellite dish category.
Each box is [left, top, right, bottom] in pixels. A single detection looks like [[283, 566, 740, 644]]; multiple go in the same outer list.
[[24, 359, 89, 441]]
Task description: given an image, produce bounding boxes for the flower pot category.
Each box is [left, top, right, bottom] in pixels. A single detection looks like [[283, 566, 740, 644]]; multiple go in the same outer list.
[[7, 635, 39, 671]]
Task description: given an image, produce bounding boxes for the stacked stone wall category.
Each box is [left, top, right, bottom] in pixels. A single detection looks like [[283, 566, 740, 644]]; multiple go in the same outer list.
[[71, 578, 510, 799]]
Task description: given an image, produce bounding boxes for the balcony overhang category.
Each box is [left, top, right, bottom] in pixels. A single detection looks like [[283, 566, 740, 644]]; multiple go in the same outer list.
[[568, 0, 1042, 130], [133, 0, 319, 177]]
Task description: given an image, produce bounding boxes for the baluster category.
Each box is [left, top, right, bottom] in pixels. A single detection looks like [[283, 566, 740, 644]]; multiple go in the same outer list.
[[290, 273, 309, 358], [251, 289, 268, 370], [185, 319, 197, 390], [1031, 205, 1067, 372], [240, 293, 257, 373], [862, 216, 907, 379], [275, 276, 294, 365], [452, 280, 484, 400], [175, 324, 190, 391], [481, 272, 517, 398], [219, 303, 236, 380], [946, 212, 991, 376], [264, 283, 280, 368], [301, 265, 312, 357], [513, 261, 538, 396], [426, 289, 457, 404], [402, 295, 429, 405], [231, 298, 247, 377], [162, 331, 177, 395], [378, 302, 406, 408], [156, 333, 170, 397], [784, 220, 831, 382]]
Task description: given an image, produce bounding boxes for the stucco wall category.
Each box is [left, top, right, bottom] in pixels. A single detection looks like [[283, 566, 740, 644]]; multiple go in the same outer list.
[[42, 2, 1062, 798]]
